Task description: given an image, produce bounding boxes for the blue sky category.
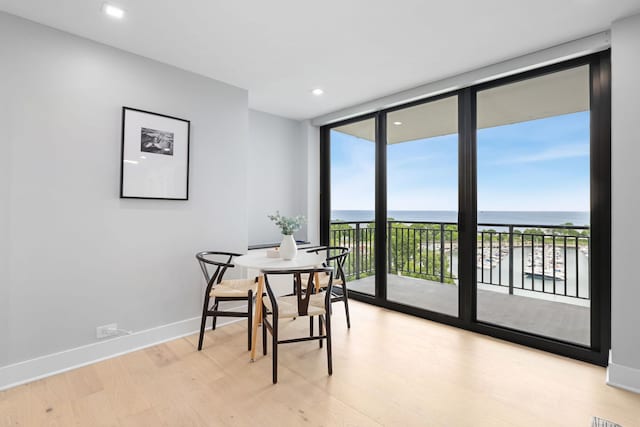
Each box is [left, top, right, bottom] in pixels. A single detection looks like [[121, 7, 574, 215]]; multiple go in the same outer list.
[[330, 111, 590, 211]]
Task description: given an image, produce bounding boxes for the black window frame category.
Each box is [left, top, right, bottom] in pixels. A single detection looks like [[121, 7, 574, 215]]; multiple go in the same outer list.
[[320, 51, 611, 366]]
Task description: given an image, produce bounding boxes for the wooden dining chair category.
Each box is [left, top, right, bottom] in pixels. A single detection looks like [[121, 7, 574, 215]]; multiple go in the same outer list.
[[261, 267, 334, 384], [304, 246, 352, 328], [195, 251, 257, 351]]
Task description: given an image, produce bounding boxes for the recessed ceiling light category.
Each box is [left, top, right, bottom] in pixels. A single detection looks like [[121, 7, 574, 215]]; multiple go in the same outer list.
[[393, 121, 403, 126], [102, 3, 125, 19], [311, 88, 324, 96]]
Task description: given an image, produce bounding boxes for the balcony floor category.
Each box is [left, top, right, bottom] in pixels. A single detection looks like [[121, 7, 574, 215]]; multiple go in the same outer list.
[[348, 274, 590, 346]]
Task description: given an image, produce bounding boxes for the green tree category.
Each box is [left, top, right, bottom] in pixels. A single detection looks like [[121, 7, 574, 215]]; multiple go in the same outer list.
[[388, 222, 454, 284], [329, 221, 456, 284]]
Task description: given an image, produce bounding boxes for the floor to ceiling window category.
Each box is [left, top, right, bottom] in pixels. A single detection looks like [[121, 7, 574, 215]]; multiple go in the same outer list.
[[475, 65, 591, 346], [383, 96, 459, 316], [320, 52, 610, 365], [328, 117, 377, 296]]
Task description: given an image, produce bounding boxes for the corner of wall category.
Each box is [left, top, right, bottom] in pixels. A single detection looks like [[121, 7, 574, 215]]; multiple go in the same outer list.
[[607, 351, 640, 394], [302, 120, 320, 245]]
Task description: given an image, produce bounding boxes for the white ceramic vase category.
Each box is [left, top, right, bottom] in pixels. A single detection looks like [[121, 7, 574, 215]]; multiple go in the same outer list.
[[279, 234, 297, 260]]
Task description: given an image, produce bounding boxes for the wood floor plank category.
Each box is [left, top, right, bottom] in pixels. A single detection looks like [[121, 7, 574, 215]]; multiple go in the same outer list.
[[118, 407, 165, 427], [145, 343, 180, 368], [1, 300, 639, 426], [64, 364, 104, 401], [154, 401, 212, 427], [69, 390, 120, 427]]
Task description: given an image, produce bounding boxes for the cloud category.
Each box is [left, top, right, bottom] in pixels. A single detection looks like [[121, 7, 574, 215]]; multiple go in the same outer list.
[[494, 143, 589, 165]]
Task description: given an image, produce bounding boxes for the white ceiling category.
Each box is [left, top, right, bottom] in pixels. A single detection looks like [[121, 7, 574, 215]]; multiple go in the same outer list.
[[1, 0, 639, 120]]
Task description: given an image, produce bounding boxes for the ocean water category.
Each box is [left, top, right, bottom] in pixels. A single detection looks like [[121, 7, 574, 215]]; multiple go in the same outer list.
[[332, 210, 589, 227]]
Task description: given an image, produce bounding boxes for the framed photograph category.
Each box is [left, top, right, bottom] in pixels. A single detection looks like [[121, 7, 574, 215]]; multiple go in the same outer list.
[[120, 107, 190, 200]]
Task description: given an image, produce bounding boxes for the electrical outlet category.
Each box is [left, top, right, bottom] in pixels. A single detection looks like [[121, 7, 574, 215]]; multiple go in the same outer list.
[[96, 323, 118, 339]]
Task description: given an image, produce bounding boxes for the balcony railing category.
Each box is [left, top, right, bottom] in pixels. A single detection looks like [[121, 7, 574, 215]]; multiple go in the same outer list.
[[330, 220, 590, 300]]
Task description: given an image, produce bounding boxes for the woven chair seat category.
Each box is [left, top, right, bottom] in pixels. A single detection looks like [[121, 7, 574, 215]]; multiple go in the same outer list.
[[210, 278, 257, 298], [262, 293, 327, 319]]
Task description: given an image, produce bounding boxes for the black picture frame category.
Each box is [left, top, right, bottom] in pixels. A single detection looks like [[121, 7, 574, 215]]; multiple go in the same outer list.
[[120, 107, 191, 200]]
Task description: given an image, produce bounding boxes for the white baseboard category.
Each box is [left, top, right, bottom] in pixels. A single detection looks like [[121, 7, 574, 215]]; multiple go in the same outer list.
[[606, 351, 640, 394], [0, 315, 241, 392]]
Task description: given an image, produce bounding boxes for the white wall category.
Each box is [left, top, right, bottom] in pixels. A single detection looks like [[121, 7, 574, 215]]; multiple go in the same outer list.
[[248, 110, 307, 245], [608, 12, 640, 393], [303, 120, 321, 246], [0, 51, 9, 367], [0, 12, 249, 371]]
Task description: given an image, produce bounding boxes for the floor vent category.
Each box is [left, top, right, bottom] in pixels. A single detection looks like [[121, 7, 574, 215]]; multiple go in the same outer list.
[[592, 416, 622, 427]]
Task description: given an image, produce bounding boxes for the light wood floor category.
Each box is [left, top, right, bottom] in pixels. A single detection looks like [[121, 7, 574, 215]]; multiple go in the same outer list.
[[1, 301, 639, 427]]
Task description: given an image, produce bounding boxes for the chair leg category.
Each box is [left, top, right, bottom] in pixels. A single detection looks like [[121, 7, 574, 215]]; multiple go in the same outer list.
[[198, 296, 210, 351], [211, 300, 219, 330], [343, 286, 351, 329], [309, 316, 314, 337], [262, 305, 268, 356], [319, 315, 324, 349], [325, 312, 333, 375], [272, 317, 278, 384], [247, 290, 253, 351]]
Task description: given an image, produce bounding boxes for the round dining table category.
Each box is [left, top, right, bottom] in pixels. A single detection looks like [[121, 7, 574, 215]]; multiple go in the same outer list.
[[234, 250, 326, 361]]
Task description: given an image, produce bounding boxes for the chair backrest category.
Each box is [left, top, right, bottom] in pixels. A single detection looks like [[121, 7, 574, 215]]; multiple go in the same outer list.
[[306, 246, 351, 282], [263, 267, 334, 318], [195, 251, 240, 294]]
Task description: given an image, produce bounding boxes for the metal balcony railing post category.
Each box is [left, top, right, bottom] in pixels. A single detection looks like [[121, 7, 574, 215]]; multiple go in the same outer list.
[[387, 221, 393, 273], [355, 223, 361, 280], [509, 225, 514, 295], [330, 220, 588, 300], [440, 223, 445, 283]]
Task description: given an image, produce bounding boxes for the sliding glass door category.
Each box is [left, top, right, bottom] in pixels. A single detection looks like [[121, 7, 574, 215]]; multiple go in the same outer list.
[[320, 52, 610, 365], [385, 96, 459, 316], [475, 65, 591, 345], [328, 117, 376, 296]]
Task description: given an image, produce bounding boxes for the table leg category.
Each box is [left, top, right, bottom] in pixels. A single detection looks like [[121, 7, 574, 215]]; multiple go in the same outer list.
[[314, 272, 321, 293], [250, 274, 264, 362]]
